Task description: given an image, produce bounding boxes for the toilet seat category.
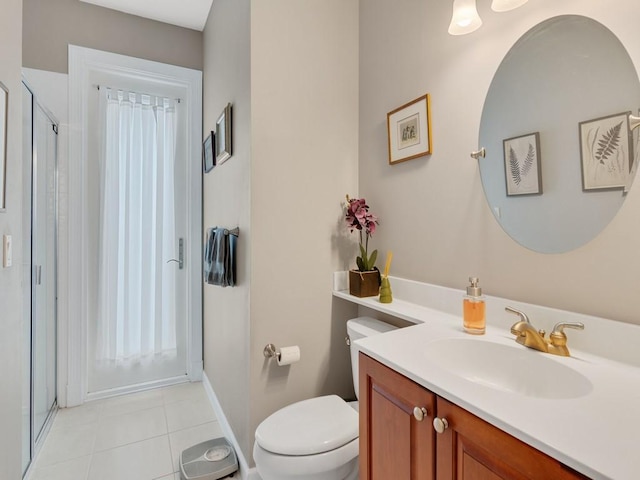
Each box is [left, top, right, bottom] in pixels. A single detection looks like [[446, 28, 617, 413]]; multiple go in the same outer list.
[[253, 437, 359, 478], [255, 395, 358, 456]]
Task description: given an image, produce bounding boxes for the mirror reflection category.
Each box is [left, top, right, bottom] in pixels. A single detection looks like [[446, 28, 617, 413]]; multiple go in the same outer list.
[[479, 15, 640, 254]]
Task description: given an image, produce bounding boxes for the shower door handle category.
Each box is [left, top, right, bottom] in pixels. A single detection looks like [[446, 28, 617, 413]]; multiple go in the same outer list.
[[166, 238, 184, 270], [34, 265, 42, 285]]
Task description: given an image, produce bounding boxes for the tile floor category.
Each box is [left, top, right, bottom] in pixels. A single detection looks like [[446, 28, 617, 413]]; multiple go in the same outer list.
[[28, 382, 228, 480]]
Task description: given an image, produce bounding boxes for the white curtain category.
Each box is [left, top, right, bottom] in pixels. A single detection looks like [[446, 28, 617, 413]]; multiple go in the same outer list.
[[96, 88, 178, 363]]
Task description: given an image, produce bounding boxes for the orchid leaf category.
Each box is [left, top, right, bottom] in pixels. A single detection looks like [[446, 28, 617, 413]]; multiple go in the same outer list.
[[356, 256, 365, 272], [368, 249, 378, 270]]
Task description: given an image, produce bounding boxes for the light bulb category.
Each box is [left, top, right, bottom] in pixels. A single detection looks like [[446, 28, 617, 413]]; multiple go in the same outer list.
[[491, 0, 528, 13], [448, 0, 483, 36]]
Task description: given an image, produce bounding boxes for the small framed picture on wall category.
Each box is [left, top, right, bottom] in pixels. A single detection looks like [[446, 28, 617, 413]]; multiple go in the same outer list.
[[0, 82, 8, 212], [387, 94, 432, 165], [203, 131, 214, 173], [503, 132, 543, 196], [579, 111, 632, 191], [215, 103, 232, 165]]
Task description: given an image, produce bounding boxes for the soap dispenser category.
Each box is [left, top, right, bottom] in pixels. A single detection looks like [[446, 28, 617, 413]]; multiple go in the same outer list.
[[463, 277, 485, 335]]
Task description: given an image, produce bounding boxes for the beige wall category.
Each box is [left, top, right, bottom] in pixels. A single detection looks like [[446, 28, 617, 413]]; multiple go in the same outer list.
[[0, 0, 24, 478], [23, 0, 203, 73], [202, 0, 359, 466], [202, 0, 252, 464], [249, 0, 359, 460], [359, 0, 640, 325]]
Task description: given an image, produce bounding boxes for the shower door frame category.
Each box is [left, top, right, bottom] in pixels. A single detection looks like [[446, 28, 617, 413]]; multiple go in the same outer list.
[[21, 78, 59, 476]]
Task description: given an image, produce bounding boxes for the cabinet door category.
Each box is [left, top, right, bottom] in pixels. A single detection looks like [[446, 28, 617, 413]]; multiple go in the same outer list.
[[434, 397, 588, 480], [360, 353, 436, 480]]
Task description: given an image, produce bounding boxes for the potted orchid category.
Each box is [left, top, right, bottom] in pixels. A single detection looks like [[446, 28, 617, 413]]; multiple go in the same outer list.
[[345, 195, 381, 297]]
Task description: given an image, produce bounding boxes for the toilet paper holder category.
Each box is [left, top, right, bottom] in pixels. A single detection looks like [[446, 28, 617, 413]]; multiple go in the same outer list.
[[263, 343, 280, 360], [264, 343, 301, 366]]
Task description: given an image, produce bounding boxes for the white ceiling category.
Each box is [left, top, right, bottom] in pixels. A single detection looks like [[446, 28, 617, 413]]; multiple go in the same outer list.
[[79, 0, 213, 31]]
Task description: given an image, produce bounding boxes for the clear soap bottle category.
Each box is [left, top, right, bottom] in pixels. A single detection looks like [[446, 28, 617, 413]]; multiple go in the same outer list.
[[463, 277, 485, 335]]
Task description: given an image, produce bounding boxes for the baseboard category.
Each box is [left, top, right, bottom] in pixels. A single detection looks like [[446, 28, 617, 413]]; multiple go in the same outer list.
[[189, 359, 204, 381], [65, 382, 83, 408], [202, 373, 261, 480], [86, 375, 190, 402], [246, 467, 262, 480]]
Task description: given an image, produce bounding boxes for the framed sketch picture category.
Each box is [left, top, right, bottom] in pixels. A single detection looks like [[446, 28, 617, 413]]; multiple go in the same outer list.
[[387, 94, 432, 164], [215, 103, 232, 165], [579, 111, 632, 191], [203, 131, 214, 173], [0, 82, 7, 212], [503, 132, 542, 196]]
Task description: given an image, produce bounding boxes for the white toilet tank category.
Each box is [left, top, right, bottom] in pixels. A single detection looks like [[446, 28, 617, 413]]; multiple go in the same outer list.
[[347, 317, 398, 399]]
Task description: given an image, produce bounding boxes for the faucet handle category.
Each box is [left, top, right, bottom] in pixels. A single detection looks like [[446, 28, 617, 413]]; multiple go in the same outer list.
[[505, 306, 531, 324], [549, 322, 584, 349], [551, 322, 585, 335]]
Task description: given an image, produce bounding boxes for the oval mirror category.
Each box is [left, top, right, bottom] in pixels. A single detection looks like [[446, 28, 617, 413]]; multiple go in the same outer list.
[[479, 15, 640, 254]]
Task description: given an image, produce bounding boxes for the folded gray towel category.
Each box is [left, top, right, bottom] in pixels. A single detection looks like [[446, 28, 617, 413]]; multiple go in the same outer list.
[[204, 227, 236, 287]]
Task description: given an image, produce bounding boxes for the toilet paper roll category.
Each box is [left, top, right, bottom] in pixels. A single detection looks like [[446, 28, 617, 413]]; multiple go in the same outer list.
[[277, 346, 301, 366]]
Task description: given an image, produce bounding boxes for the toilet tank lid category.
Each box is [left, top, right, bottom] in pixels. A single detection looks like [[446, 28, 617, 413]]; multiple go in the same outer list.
[[255, 395, 358, 456]]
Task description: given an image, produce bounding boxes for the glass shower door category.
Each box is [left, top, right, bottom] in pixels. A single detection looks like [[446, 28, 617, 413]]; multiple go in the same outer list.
[[21, 81, 58, 476], [31, 99, 57, 442]]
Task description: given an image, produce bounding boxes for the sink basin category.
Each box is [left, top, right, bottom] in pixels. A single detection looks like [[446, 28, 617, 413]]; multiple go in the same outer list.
[[423, 338, 593, 399]]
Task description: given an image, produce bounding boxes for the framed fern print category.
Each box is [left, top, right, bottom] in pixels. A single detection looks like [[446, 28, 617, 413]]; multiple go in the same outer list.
[[579, 111, 632, 191], [503, 132, 542, 196]]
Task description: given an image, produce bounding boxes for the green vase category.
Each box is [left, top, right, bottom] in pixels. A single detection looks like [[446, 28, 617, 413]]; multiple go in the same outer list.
[[379, 276, 393, 303]]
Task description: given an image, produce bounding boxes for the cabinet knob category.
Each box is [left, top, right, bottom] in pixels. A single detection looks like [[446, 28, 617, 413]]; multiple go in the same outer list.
[[433, 417, 449, 434], [413, 406, 428, 421]]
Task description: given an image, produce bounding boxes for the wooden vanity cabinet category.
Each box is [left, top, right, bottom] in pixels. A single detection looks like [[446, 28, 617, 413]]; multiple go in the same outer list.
[[359, 352, 436, 480], [435, 396, 588, 480], [360, 353, 588, 480]]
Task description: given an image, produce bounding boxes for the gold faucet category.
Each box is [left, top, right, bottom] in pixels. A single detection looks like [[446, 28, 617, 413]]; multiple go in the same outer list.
[[506, 307, 584, 357]]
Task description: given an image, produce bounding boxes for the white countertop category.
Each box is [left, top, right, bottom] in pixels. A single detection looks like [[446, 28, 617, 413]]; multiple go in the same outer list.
[[334, 275, 640, 480]]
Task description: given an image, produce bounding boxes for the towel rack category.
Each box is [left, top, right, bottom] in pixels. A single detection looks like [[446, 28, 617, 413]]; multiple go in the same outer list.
[[224, 227, 239, 237]]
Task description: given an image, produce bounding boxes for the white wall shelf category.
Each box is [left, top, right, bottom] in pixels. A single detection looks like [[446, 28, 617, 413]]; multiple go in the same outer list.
[[332, 289, 455, 326]]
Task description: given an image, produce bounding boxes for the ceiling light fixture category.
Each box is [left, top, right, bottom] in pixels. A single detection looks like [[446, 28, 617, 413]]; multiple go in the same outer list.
[[448, 0, 483, 36], [449, 0, 528, 36]]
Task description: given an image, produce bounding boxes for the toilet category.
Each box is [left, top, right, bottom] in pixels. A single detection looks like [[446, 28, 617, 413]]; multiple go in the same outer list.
[[253, 317, 398, 480]]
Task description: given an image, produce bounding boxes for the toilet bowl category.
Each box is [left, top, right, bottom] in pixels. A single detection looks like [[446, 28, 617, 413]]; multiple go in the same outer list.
[[253, 317, 398, 480]]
